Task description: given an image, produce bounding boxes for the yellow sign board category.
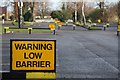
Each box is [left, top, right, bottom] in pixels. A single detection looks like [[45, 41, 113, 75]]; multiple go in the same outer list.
[[58, 22, 63, 26], [49, 24, 55, 30], [10, 40, 56, 72], [118, 25, 120, 31], [26, 72, 56, 79], [53, 20, 59, 23]]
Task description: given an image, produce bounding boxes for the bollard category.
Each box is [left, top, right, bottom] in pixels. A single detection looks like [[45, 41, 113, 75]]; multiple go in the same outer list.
[[28, 28, 32, 34], [49, 24, 55, 35], [93, 23, 96, 27], [58, 26, 60, 30], [103, 25, 107, 31], [73, 26, 75, 30], [58, 22, 63, 30], [75, 22, 79, 26], [4, 28, 6, 34], [88, 25, 91, 30], [11, 31, 14, 34], [66, 22, 68, 26], [53, 30, 55, 35], [88, 27, 91, 30], [117, 25, 120, 36], [4, 27, 9, 34], [73, 25, 76, 30], [117, 31, 119, 36], [2, 19, 4, 24], [106, 23, 109, 27]]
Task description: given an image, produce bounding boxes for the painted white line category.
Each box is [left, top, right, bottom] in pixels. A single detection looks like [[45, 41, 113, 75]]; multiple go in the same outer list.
[[0, 63, 10, 66], [77, 42, 118, 71], [0, 71, 9, 73], [56, 49, 59, 67], [56, 49, 58, 51], [56, 64, 59, 67]]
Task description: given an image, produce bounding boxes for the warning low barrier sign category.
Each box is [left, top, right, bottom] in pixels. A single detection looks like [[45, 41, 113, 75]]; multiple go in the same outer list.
[[10, 40, 56, 72]]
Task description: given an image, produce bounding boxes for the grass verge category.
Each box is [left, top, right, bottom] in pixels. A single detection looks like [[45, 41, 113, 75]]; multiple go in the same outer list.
[[2, 28, 52, 34], [76, 24, 102, 30], [13, 22, 33, 26]]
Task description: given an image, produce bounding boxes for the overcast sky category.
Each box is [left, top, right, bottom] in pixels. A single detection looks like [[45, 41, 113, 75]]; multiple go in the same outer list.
[[0, 0, 119, 11]]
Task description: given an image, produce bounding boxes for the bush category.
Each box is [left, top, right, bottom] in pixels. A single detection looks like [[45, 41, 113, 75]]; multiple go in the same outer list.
[[23, 11, 33, 21], [2, 16, 6, 20], [79, 24, 102, 30], [88, 9, 101, 22], [88, 9, 108, 23], [10, 15, 15, 21], [89, 27, 102, 30], [51, 10, 65, 22]]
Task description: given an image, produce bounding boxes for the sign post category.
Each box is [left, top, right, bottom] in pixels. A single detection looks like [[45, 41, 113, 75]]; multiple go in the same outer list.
[[10, 40, 56, 79], [48, 24, 56, 35], [117, 19, 120, 36]]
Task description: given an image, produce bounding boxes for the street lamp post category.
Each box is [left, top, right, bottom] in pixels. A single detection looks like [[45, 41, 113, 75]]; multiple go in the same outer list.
[[99, 0, 104, 22], [18, 1, 20, 28], [42, 2, 45, 19], [18, 0, 23, 28]]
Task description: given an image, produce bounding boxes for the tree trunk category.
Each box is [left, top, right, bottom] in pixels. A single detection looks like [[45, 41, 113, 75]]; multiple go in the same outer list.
[[14, 1, 18, 21], [118, 1, 120, 18], [33, 2, 38, 20]]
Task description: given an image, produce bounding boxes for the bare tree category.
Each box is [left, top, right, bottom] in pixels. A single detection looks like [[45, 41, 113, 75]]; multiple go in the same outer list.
[[2, 0, 11, 7], [37, 2, 51, 18], [2, 0, 12, 20], [14, 1, 19, 21], [61, 2, 75, 20], [84, 3, 94, 16], [33, 1, 38, 20], [107, 3, 118, 23]]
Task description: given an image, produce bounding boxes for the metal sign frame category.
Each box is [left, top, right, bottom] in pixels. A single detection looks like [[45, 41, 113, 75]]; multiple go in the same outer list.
[[10, 39, 56, 72]]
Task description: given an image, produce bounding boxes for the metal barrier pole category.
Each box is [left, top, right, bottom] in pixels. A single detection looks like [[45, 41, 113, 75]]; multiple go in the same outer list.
[[103, 25, 106, 31], [117, 31, 119, 36], [58, 26, 60, 30], [53, 30, 55, 35], [73, 25, 76, 30], [28, 28, 32, 34], [4, 28, 6, 34]]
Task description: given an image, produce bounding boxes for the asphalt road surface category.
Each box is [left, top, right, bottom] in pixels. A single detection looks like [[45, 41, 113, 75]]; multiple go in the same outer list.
[[1, 22, 118, 78]]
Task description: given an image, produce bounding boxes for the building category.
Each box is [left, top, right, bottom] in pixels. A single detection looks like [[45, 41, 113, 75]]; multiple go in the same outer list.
[[0, 7, 7, 20]]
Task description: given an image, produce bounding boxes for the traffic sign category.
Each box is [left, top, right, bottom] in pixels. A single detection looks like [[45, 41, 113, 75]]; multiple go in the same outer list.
[[58, 22, 63, 26], [10, 40, 56, 72], [53, 20, 60, 23], [119, 19, 120, 25], [49, 24, 55, 30]]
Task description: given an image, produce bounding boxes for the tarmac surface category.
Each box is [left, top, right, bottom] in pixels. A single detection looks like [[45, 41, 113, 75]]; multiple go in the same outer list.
[[1, 22, 119, 78]]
